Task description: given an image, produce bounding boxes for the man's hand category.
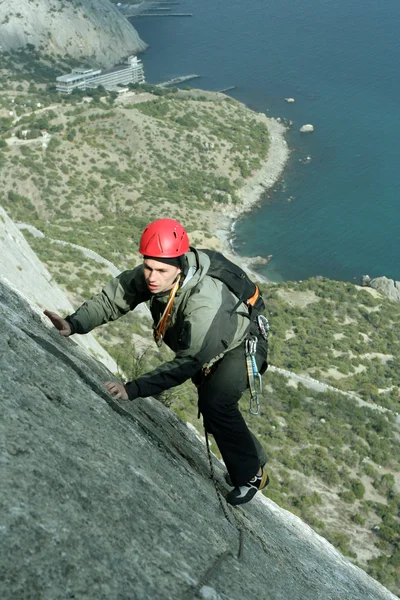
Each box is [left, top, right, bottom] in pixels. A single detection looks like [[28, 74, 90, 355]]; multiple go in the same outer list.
[[43, 310, 72, 337], [105, 381, 129, 401]]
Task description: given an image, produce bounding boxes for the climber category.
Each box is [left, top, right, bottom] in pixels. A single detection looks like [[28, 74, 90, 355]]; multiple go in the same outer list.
[[44, 218, 269, 505]]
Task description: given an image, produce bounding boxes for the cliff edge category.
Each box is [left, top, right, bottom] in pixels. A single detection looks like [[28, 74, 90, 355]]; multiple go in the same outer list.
[[0, 206, 118, 373]]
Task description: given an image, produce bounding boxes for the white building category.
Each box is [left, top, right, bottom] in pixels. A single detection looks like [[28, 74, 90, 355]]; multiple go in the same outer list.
[[56, 56, 145, 94]]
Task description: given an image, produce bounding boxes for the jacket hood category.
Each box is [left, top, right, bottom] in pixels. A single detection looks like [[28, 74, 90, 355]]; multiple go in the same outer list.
[[179, 248, 210, 294], [150, 248, 209, 300]]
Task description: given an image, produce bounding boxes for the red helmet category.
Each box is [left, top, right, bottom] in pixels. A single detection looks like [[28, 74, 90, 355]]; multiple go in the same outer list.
[[139, 219, 190, 258]]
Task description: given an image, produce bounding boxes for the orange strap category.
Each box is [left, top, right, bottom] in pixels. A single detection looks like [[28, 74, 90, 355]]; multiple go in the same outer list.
[[153, 276, 181, 347], [247, 285, 260, 307]]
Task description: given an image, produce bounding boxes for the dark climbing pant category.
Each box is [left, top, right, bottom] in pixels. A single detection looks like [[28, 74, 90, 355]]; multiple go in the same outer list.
[[197, 332, 268, 487]]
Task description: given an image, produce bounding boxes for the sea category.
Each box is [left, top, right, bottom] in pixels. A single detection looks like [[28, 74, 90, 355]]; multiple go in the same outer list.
[[130, 0, 400, 283]]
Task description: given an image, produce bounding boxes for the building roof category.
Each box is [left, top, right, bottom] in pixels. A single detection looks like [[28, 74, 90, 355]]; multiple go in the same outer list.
[[56, 70, 102, 83]]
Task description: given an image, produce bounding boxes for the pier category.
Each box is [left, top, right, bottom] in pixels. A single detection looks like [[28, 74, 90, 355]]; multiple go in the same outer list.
[[119, 1, 188, 17], [217, 86, 236, 93], [156, 74, 200, 87], [133, 13, 193, 17]]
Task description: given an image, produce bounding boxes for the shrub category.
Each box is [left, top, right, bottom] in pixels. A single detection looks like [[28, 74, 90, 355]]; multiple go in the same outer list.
[[351, 480, 366, 500], [351, 513, 366, 526], [340, 490, 356, 504]]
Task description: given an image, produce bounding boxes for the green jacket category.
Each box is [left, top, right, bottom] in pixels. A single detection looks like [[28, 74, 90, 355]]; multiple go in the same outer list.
[[66, 250, 252, 399]]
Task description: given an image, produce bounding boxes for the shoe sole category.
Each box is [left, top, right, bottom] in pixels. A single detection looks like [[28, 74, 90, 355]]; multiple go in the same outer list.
[[226, 486, 258, 506]]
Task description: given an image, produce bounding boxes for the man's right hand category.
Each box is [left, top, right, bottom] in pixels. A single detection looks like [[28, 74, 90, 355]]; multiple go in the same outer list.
[[43, 310, 72, 337]]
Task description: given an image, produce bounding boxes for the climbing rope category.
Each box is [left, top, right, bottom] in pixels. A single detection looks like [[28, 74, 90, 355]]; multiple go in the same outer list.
[[184, 430, 245, 599], [204, 429, 244, 558]]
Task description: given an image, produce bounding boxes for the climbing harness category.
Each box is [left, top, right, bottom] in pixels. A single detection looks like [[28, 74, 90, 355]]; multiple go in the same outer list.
[[245, 335, 262, 415], [202, 352, 224, 377], [152, 276, 181, 347]]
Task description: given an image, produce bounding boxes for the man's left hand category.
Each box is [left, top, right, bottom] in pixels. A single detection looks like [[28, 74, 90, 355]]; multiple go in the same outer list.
[[105, 381, 129, 400]]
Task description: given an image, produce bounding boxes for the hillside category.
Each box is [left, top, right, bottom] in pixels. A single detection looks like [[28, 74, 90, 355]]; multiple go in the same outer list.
[[245, 279, 400, 589], [1, 278, 397, 600], [0, 0, 146, 67], [0, 84, 285, 288]]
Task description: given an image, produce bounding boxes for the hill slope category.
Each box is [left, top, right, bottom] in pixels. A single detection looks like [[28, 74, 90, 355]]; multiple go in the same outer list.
[[0, 0, 146, 67]]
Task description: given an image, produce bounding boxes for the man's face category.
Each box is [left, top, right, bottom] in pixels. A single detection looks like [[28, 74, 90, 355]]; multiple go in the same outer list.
[[143, 258, 181, 294]]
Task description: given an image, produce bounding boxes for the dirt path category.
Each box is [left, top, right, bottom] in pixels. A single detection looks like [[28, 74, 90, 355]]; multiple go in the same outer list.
[[269, 365, 400, 426]]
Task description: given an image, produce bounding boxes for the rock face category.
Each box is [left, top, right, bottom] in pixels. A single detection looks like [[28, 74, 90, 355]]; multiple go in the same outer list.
[[0, 0, 147, 68], [0, 206, 118, 373], [1, 280, 397, 599], [370, 276, 400, 302], [300, 124, 315, 133]]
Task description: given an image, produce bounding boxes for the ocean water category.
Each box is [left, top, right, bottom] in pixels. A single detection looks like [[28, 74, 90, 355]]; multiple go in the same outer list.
[[131, 0, 400, 283]]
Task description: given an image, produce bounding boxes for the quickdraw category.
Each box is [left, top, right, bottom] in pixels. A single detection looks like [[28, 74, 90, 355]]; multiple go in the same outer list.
[[245, 315, 270, 414], [245, 335, 262, 415]]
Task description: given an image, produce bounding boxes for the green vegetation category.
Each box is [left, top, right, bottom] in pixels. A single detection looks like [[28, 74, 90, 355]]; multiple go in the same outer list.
[[1, 87, 269, 268], [0, 45, 83, 88], [261, 279, 400, 410]]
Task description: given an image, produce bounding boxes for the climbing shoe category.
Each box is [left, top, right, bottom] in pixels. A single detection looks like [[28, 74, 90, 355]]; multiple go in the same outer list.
[[224, 463, 266, 488], [226, 469, 269, 506]]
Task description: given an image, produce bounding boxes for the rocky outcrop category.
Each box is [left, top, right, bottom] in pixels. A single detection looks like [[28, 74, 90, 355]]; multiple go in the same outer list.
[[0, 0, 147, 68], [300, 124, 315, 133], [370, 276, 400, 302], [0, 206, 118, 372], [1, 277, 397, 599]]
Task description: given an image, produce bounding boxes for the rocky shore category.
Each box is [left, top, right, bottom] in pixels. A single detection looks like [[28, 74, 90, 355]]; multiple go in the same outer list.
[[216, 116, 290, 282]]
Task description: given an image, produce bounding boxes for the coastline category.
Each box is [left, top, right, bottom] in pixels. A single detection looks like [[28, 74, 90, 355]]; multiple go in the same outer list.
[[214, 115, 290, 283]]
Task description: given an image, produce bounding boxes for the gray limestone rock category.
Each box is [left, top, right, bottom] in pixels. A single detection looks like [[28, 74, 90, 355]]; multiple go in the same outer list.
[[0, 206, 118, 373], [370, 276, 400, 302], [300, 124, 315, 133], [1, 280, 397, 600], [0, 0, 147, 68]]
